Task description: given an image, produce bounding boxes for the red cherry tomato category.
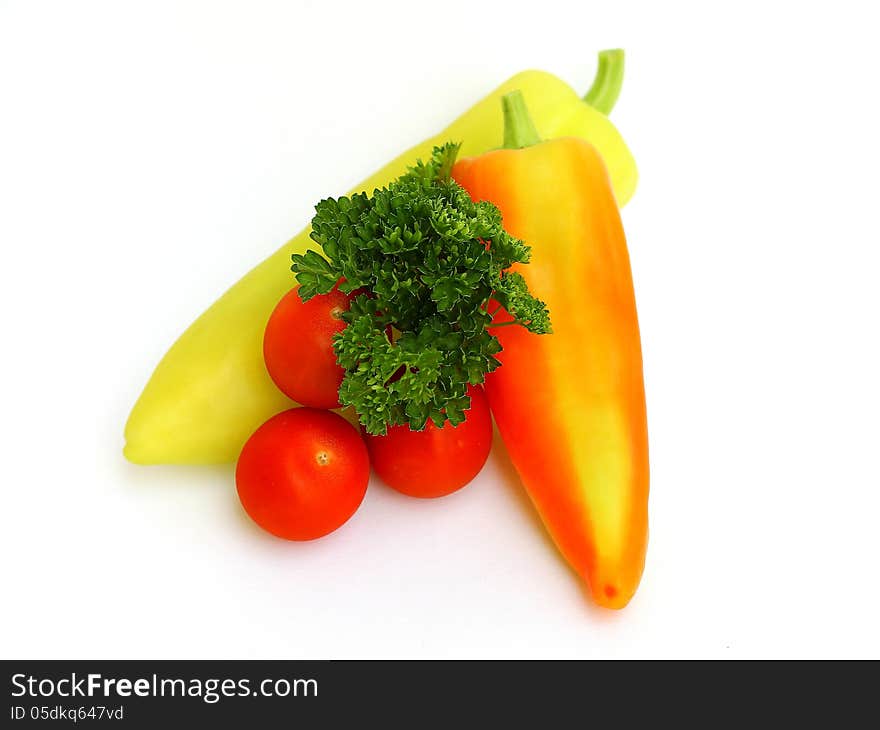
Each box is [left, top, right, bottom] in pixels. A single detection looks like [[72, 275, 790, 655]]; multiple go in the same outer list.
[[263, 285, 352, 408], [365, 385, 493, 498], [236, 408, 370, 540]]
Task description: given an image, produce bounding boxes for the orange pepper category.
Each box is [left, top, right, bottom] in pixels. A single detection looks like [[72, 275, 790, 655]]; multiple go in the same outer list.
[[451, 92, 649, 609]]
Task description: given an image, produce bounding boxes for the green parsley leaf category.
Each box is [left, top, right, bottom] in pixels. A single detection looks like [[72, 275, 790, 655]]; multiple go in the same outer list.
[[292, 143, 550, 434]]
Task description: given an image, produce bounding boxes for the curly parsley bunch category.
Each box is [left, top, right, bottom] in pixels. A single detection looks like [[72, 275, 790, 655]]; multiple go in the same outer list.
[[292, 143, 550, 435]]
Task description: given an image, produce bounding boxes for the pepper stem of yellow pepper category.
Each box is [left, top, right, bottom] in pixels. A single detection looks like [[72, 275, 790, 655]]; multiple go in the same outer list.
[[583, 48, 625, 115], [502, 91, 542, 150]]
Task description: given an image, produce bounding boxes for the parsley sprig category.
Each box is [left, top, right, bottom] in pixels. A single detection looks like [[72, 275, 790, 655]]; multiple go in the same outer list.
[[292, 143, 550, 435]]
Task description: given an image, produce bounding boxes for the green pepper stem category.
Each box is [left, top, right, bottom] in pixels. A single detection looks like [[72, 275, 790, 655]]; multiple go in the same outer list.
[[502, 91, 542, 150], [583, 48, 625, 115]]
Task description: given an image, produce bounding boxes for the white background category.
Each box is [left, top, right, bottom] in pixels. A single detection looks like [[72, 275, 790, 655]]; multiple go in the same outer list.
[[2, 1, 879, 659]]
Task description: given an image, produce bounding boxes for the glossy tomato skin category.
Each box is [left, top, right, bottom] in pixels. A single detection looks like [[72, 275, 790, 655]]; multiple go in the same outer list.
[[365, 385, 493, 498], [236, 408, 370, 540], [263, 285, 352, 408]]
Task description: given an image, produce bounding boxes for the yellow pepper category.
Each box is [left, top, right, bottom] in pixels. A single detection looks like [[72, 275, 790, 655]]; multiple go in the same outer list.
[[124, 52, 638, 464]]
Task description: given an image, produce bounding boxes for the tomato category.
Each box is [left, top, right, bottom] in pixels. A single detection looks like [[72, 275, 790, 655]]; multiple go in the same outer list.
[[365, 385, 493, 498], [263, 285, 352, 408], [236, 408, 370, 540]]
